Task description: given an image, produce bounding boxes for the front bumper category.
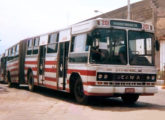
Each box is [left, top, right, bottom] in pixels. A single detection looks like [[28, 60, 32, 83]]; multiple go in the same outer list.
[[84, 86, 158, 96]]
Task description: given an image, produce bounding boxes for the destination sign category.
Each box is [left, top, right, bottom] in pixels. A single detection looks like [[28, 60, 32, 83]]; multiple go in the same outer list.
[[110, 20, 142, 29]]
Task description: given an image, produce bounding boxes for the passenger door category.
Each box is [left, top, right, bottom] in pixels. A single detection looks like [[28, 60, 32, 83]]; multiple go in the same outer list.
[[38, 45, 46, 85], [58, 41, 69, 90]]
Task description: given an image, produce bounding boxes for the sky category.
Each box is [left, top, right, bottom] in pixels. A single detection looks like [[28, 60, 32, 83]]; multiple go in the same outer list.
[[0, 0, 141, 55]]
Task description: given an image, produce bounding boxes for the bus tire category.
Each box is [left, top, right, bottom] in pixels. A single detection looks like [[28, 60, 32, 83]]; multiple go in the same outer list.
[[7, 72, 13, 88], [14, 83, 20, 88], [74, 77, 88, 104], [121, 94, 139, 104], [28, 72, 35, 92]]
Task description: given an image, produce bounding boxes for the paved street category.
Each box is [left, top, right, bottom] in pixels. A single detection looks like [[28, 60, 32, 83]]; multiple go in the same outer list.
[[0, 84, 165, 120]]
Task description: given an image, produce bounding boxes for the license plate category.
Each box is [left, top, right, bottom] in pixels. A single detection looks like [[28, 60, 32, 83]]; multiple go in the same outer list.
[[125, 88, 135, 93]]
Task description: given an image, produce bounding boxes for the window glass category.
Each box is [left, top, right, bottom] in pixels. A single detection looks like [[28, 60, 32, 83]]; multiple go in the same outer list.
[[73, 34, 87, 53], [33, 49, 38, 54], [34, 37, 40, 46], [15, 44, 19, 55], [47, 33, 58, 54], [89, 29, 127, 65], [28, 39, 33, 48], [47, 44, 58, 53], [8, 49, 11, 56], [11, 48, 14, 56], [128, 31, 154, 66], [27, 39, 33, 55], [27, 50, 32, 55], [69, 34, 88, 63], [48, 33, 58, 43]]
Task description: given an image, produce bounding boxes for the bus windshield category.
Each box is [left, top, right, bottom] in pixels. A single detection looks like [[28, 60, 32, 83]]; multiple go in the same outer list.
[[89, 28, 154, 66], [89, 28, 127, 65], [128, 30, 154, 66]]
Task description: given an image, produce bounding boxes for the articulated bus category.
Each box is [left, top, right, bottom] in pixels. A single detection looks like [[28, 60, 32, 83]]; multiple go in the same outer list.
[[5, 18, 158, 104]]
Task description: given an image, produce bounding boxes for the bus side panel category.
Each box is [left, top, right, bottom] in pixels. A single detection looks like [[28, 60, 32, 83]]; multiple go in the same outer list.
[[7, 59, 19, 83], [24, 56, 38, 84], [67, 64, 96, 93], [43, 55, 58, 90], [19, 40, 27, 84]]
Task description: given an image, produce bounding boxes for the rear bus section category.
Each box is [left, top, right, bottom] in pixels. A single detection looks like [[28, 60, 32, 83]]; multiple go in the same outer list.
[[0, 53, 7, 83], [6, 40, 26, 87]]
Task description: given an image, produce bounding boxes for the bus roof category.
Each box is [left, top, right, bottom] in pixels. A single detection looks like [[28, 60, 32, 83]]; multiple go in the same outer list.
[[72, 18, 154, 35]]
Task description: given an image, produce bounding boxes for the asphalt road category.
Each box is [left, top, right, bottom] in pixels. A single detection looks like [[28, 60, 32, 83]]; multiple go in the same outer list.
[[0, 84, 165, 120]]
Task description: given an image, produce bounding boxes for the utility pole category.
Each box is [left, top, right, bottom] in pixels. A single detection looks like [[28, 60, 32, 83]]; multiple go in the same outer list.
[[127, 0, 131, 20], [151, 0, 159, 34]]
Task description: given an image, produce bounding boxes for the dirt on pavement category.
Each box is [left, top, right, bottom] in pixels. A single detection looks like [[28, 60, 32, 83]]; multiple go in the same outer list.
[[0, 84, 165, 120]]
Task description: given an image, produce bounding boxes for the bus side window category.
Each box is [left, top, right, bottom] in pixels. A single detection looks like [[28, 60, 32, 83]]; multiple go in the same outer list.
[[11, 47, 14, 60], [15, 44, 19, 57], [70, 36, 75, 52], [71, 34, 87, 53], [47, 33, 58, 53], [27, 39, 33, 55], [33, 37, 39, 54], [8, 49, 10, 61]]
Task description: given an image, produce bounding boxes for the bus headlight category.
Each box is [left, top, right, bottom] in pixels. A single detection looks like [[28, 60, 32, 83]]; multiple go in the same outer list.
[[104, 74, 108, 79], [97, 73, 109, 81], [146, 75, 150, 80], [98, 74, 103, 79]]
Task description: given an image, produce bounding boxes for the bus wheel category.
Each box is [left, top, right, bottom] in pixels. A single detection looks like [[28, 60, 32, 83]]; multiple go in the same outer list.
[[74, 77, 88, 104], [14, 83, 20, 88], [121, 94, 139, 105], [7, 72, 13, 87], [28, 72, 35, 91]]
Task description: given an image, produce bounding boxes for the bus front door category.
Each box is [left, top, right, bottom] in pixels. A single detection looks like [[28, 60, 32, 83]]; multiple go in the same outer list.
[[58, 42, 69, 90], [38, 45, 46, 85]]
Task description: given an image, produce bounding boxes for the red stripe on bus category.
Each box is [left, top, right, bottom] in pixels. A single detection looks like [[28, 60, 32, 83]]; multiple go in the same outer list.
[[10, 74, 18, 77], [45, 84, 57, 90], [83, 82, 96, 86], [45, 61, 57, 65], [25, 61, 38, 64], [10, 68, 18, 72], [34, 82, 38, 85], [25, 67, 37, 71], [45, 77, 57, 82], [45, 68, 56, 72], [33, 75, 38, 79], [66, 88, 70, 92], [68, 69, 96, 76], [67, 80, 69, 84], [7, 63, 18, 68]]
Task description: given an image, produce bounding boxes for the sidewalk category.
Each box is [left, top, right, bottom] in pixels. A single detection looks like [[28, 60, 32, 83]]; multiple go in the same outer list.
[[156, 80, 165, 90]]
